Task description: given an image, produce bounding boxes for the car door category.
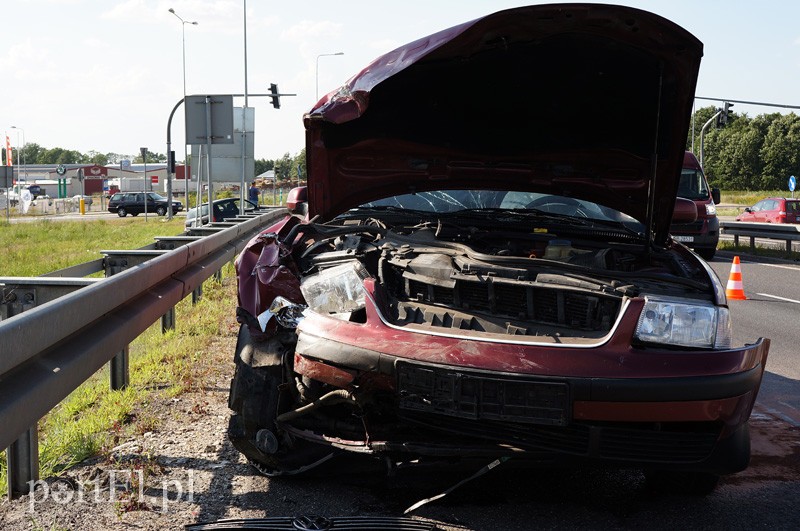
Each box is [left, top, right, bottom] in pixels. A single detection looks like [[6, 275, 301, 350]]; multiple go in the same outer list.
[[760, 199, 777, 222], [747, 199, 767, 222], [131, 193, 144, 214]]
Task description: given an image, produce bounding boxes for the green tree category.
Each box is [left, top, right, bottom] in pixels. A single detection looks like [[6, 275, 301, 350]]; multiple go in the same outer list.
[[760, 113, 800, 189], [20, 142, 45, 166], [254, 158, 275, 177], [133, 150, 166, 163], [85, 150, 109, 166], [293, 148, 307, 181], [274, 152, 294, 181], [36, 148, 83, 164]]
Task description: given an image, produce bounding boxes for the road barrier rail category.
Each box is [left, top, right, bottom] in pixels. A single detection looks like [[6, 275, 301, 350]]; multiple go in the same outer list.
[[0, 207, 288, 497], [719, 220, 800, 252]]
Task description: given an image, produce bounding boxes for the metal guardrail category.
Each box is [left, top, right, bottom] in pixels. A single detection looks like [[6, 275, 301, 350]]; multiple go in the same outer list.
[[0, 207, 289, 496], [720, 220, 800, 252]]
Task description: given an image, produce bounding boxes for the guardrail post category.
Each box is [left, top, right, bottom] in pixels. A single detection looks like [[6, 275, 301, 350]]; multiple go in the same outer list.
[[162, 307, 176, 333], [192, 285, 203, 304], [6, 425, 39, 499], [110, 346, 130, 390]]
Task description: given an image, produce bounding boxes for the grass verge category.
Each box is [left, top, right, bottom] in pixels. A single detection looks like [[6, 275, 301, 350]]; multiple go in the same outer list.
[[718, 240, 800, 261], [0, 217, 186, 276]]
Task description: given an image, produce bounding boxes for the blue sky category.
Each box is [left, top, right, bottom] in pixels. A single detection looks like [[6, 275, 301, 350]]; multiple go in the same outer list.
[[2, 0, 799, 161]]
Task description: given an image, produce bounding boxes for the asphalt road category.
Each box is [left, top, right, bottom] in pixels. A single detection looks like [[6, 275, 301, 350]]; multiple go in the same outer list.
[[707, 253, 800, 428]]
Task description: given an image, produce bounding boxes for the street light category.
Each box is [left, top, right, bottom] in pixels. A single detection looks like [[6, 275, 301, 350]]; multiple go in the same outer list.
[[169, 7, 198, 219], [11, 126, 25, 181], [316, 52, 344, 101]]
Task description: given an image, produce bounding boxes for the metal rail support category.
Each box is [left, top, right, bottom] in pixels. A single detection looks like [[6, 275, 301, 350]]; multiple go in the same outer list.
[[7, 426, 38, 498], [110, 346, 130, 390], [162, 308, 176, 333]]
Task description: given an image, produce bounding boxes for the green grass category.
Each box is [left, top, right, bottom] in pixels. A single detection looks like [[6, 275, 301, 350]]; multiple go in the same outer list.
[[720, 190, 792, 206], [0, 217, 186, 276], [0, 218, 238, 498]]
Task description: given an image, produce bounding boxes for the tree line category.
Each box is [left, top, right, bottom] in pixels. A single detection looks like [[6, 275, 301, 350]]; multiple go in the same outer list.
[[688, 106, 800, 191], [1, 143, 307, 183]]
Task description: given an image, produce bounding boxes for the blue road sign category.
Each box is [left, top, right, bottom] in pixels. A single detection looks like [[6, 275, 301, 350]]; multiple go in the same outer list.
[[790, 175, 796, 192]]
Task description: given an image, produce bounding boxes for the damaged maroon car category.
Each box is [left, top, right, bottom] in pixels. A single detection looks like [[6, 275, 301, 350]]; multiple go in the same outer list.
[[228, 4, 769, 495]]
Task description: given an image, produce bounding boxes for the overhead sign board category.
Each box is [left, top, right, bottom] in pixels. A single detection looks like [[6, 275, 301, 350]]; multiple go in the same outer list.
[[185, 95, 234, 145]]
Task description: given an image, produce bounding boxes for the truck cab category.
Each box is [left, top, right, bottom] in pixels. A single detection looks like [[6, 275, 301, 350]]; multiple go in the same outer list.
[[669, 151, 720, 259]]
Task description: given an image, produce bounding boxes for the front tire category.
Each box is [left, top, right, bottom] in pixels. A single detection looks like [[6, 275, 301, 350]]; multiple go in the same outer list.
[[227, 325, 335, 476], [156, 206, 167, 216], [117, 208, 127, 217], [696, 247, 716, 260]]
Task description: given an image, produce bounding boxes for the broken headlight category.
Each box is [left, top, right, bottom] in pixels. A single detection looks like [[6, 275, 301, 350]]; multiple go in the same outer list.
[[634, 296, 731, 349], [300, 261, 370, 320]]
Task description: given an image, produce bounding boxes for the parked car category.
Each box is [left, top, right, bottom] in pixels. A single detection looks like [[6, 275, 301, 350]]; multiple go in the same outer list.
[[736, 197, 800, 223], [185, 198, 258, 227], [669, 151, 720, 259], [226, 4, 770, 496], [107, 192, 183, 217]]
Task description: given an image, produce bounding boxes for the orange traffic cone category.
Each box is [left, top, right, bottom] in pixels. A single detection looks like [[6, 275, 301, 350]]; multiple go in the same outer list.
[[725, 256, 747, 300]]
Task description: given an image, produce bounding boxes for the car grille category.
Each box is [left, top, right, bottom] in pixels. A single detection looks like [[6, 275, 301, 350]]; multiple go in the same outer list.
[[401, 411, 719, 464], [403, 278, 618, 332], [397, 362, 718, 463], [670, 220, 704, 233], [398, 362, 570, 426]]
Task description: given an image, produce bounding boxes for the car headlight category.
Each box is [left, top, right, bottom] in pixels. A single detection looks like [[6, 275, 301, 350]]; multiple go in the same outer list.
[[634, 296, 731, 349], [300, 261, 370, 320], [705, 203, 717, 215]]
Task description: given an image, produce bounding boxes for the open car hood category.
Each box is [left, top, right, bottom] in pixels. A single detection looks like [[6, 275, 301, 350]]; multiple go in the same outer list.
[[303, 3, 702, 246]]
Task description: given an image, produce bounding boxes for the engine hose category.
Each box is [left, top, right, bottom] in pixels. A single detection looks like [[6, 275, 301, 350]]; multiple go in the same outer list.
[[276, 389, 356, 423]]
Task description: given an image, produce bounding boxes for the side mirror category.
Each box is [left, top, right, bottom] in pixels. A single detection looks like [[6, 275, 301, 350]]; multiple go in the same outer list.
[[744, 207, 752, 213], [286, 186, 308, 216], [711, 187, 721, 204], [672, 197, 697, 223]]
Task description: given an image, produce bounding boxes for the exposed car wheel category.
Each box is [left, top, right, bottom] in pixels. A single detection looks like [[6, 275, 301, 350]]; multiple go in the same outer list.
[[156, 206, 167, 216], [644, 469, 720, 496], [131, 212, 139, 217], [227, 325, 335, 476], [696, 248, 716, 260], [117, 208, 127, 217]]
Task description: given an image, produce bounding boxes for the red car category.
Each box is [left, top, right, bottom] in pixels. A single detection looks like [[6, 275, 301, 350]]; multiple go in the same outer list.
[[736, 197, 800, 223], [228, 4, 769, 495]]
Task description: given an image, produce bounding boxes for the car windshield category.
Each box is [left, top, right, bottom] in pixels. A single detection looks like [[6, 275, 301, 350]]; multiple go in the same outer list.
[[677, 169, 710, 201], [147, 193, 167, 201], [354, 190, 643, 230]]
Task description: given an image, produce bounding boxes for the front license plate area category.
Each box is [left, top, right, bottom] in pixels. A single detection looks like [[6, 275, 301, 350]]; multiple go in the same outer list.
[[672, 235, 694, 242], [397, 362, 570, 426]]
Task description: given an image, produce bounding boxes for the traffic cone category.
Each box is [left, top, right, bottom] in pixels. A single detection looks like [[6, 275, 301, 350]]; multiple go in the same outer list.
[[725, 256, 747, 300]]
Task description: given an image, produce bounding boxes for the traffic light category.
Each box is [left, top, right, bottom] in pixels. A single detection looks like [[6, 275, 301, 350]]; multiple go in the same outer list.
[[269, 83, 280, 109], [720, 101, 733, 125]]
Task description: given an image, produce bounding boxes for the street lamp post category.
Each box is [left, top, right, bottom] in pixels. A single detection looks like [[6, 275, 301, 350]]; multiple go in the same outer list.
[[316, 52, 344, 101], [10, 126, 25, 182], [169, 7, 198, 220]]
